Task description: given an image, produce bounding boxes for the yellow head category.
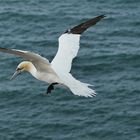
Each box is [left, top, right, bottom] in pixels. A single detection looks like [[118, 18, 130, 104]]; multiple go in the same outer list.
[[11, 61, 35, 80], [17, 61, 33, 72]]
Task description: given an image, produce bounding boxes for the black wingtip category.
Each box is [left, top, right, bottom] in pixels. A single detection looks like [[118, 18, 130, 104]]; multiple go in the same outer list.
[[0, 47, 9, 52], [65, 15, 106, 34]]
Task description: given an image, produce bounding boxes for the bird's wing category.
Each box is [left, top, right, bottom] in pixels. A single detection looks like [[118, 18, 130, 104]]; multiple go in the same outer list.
[[51, 15, 105, 73], [0, 47, 54, 73]]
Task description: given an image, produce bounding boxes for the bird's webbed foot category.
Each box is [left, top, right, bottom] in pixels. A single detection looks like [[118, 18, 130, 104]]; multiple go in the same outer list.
[[46, 83, 58, 94]]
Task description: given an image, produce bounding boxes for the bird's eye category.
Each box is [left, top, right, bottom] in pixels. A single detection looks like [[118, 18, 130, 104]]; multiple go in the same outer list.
[[16, 67, 22, 71]]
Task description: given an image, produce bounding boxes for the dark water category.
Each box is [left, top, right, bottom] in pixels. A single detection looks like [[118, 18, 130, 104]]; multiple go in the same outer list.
[[0, 0, 140, 139]]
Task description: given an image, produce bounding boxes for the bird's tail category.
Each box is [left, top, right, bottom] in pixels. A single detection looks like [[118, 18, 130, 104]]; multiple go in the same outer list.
[[61, 74, 96, 97]]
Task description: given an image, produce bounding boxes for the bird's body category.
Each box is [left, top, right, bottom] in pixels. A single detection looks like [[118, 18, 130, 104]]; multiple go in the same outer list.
[[0, 15, 105, 97]]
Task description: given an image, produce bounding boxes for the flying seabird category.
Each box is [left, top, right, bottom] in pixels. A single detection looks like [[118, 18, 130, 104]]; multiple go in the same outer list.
[[0, 15, 105, 97]]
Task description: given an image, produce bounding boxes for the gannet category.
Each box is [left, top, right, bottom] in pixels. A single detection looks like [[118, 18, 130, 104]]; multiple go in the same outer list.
[[0, 15, 105, 97]]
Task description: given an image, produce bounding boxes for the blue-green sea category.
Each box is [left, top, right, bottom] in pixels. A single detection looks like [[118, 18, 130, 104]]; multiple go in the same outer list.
[[0, 0, 140, 139]]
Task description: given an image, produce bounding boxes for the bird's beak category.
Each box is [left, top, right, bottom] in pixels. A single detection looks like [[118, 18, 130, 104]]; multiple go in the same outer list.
[[10, 70, 21, 80]]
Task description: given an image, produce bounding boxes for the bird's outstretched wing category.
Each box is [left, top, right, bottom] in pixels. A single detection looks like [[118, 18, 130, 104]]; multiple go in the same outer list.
[[0, 47, 54, 73], [51, 15, 105, 73]]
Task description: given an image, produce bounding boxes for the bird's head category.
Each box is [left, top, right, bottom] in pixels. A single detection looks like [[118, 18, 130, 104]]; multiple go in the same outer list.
[[11, 61, 33, 80]]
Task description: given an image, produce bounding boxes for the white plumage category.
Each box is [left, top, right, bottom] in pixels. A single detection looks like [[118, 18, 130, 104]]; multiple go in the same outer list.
[[52, 34, 80, 73], [0, 15, 105, 97], [51, 33, 96, 97]]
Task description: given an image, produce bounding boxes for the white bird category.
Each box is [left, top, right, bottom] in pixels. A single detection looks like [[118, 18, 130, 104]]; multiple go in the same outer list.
[[0, 15, 105, 97]]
